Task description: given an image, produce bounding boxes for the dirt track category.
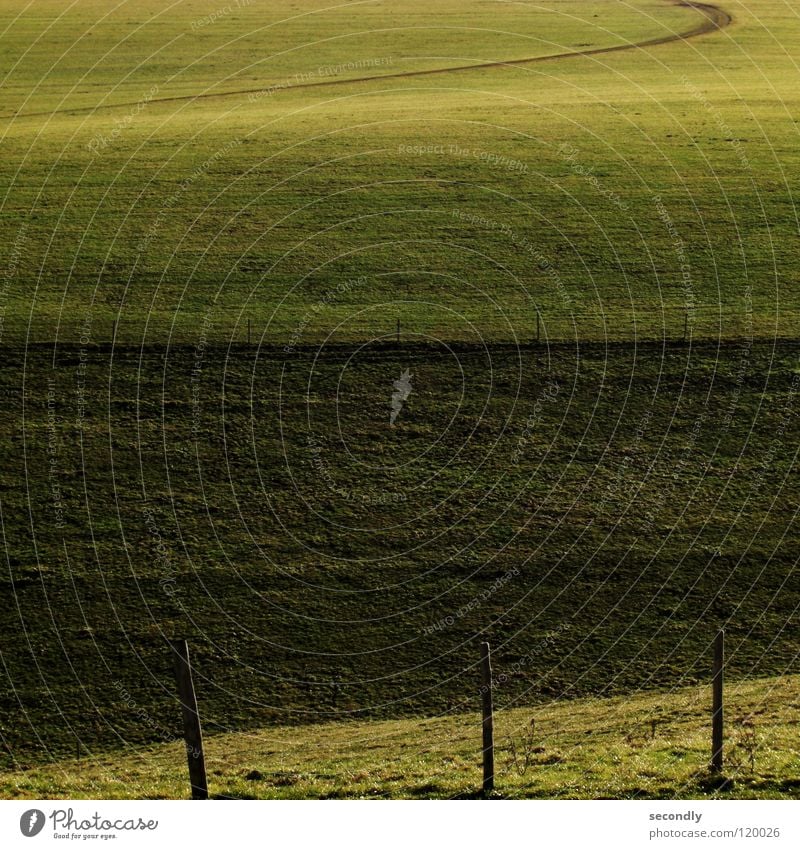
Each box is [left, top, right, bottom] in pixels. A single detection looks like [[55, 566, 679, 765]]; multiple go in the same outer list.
[[12, 1, 731, 119], [275, 0, 732, 91]]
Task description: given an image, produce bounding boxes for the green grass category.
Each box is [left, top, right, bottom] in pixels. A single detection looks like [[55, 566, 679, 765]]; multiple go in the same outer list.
[[1, 0, 800, 800], [0, 0, 702, 113], [1, 0, 799, 342], [2, 673, 799, 799], [0, 342, 797, 769]]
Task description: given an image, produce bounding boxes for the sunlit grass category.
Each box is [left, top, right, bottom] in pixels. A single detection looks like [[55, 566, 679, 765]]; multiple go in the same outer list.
[[3, 674, 799, 799]]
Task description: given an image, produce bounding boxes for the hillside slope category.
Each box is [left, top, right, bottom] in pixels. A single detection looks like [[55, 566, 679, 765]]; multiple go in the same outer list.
[[2, 674, 799, 799]]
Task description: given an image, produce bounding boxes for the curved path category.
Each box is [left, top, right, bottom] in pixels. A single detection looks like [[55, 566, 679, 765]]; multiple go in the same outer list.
[[280, 0, 731, 91], [12, 1, 731, 119]]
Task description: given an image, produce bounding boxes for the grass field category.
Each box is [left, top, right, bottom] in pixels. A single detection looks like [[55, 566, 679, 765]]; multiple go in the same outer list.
[[0, 341, 797, 769], [1, 0, 799, 801], [3, 674, 800, 799], [1, 0, 799, 343]]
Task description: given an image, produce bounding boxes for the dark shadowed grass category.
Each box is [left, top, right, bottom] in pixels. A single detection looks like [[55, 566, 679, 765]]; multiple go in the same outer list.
[[0, 341, 797, 770]]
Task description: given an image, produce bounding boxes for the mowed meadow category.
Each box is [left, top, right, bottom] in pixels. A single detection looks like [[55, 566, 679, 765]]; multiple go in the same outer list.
[[0, 0, 798, 342], [0, 0, 799, 797], [1, 341, 798, 767]]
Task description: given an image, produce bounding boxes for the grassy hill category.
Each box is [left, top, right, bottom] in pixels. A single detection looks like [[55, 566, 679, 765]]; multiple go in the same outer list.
[[1, 0, 799, 798], [1, 0, 799, 343], [2, 673, 799, 799], [0, 341, 797, 767]]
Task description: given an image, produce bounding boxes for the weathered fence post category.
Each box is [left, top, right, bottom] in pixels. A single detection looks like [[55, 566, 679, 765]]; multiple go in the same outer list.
[[171, 639, 209, 799], [480, 641, 494, 794], [711, 629, 724, 773]]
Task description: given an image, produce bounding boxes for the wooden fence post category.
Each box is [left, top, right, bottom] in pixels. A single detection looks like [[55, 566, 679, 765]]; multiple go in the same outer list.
[[171, 639, 209, 799], [480, 641, 494, 794], [711, 629, 724, 773]]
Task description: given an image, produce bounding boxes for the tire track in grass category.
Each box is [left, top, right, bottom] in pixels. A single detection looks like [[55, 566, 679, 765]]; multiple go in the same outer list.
[[8, 1, 732, 120]]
